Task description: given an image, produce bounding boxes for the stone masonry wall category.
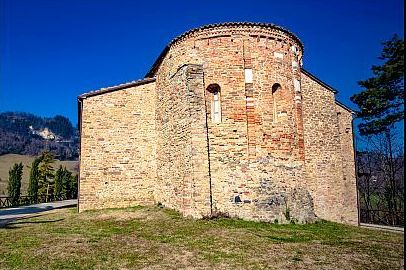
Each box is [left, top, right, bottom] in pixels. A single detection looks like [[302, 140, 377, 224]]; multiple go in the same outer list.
[[79, 81, 156, 212], [336, 104, 359, 224], [154, 64, 212, 218], [301, 72, 358, 224]]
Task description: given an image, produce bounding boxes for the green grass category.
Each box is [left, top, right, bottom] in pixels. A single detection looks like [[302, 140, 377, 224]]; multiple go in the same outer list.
[[0, 154, 78, 196], [0, 206, 404, 270]]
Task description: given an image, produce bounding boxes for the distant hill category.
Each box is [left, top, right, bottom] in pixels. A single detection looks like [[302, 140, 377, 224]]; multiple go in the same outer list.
[[0, 154, 79, 196], [0, 112, 79, 160]]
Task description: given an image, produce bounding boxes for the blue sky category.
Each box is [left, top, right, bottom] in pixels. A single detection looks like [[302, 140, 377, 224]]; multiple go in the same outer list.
[[0, 0, 404, 125]]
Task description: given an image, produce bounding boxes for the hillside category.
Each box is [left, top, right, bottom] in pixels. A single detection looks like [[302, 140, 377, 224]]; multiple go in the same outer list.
[[0, 154, 78, 196], [0, 112, 79, 160]]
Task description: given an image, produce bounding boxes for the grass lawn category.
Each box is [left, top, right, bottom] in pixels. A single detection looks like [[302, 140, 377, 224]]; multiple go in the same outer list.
[[0, 206, 404, 270]]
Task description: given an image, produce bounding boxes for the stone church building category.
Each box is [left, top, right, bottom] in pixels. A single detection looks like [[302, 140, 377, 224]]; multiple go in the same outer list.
[[78, 22, 358, 225]]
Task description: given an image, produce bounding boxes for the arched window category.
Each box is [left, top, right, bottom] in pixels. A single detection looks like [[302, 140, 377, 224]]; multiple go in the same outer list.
[[206, 84, 221, 123], [272, 83, 281, 123]]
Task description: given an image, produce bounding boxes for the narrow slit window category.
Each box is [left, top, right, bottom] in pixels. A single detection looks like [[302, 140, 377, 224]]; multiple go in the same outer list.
[[213, 91, 221, 122], [207, 84, 222, 123], [272, 83, 282, 123]]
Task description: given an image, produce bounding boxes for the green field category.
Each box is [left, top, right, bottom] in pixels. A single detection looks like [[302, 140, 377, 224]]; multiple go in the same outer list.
[[0, 154, 78, 196], [0, 206, 404, 269]]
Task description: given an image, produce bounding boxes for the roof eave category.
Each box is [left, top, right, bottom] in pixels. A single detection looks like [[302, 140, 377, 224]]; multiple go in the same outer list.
[[78, 77, 156, 100], [335, 100, 357, 115]]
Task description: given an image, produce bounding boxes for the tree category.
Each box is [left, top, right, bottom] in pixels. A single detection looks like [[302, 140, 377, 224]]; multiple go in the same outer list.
[[54, 166, 76, 200], [28, 156, 42, 202], [46, 115, 75, 139], [357, 133, 404, 225], [61, 167, 72, 198], [8, 162, 23, 205], [70, 174, 78, 199], [351, 34, 405, 226], [350, 34, 404, 135], [54, 165, 64, 199], [0, 112, 79, 160], [38, 151, 55, 198]]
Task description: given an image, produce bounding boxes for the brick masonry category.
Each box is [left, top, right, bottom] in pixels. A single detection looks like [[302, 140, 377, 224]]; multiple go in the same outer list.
[[78, 23, 359, 225]]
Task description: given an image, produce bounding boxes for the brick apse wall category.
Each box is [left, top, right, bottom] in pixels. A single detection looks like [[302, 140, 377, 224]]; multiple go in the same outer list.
[[78, 22, 358, 225]]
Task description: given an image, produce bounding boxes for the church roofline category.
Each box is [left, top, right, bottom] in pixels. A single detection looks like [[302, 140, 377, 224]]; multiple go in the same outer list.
[[301, 68, 357, 115], [300, 68, 356, 114], [145, 22, 304, 78], [335, 100, 357, 114], [301, 68, 338, 94], [78, 77, 156, 100]]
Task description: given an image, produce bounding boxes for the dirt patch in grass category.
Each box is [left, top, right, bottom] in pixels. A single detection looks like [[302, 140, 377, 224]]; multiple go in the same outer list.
[[78, 206, 172, 222], [0, 206, 403, 270], [88, 211, 148, 221]]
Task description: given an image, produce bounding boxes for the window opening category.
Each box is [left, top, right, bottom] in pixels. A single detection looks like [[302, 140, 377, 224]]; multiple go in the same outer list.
[[206, 84, 222, 123], [272, 83, 282, 123]]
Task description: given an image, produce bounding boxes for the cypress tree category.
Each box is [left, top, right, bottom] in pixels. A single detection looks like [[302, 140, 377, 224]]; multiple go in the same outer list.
[[8, 162, 23, 205], [38, 151, 55, 198], [54, 166, 64, 199], [62, 168, 72, 198], [28, 156, 42, 202], [69, 174, 78, 199]]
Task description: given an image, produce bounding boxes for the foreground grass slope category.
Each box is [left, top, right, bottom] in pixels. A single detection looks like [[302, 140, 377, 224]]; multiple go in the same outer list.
[[0, 206, 404, 270], [0, 154, 78, 196]]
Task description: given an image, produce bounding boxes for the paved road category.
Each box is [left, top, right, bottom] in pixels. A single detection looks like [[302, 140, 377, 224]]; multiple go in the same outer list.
[[360, 222, 404, 233], [0, 199, 77, 222]]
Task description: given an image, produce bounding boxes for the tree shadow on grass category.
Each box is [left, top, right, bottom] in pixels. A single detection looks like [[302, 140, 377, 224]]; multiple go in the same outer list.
[[0, 212, 64, 229]]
